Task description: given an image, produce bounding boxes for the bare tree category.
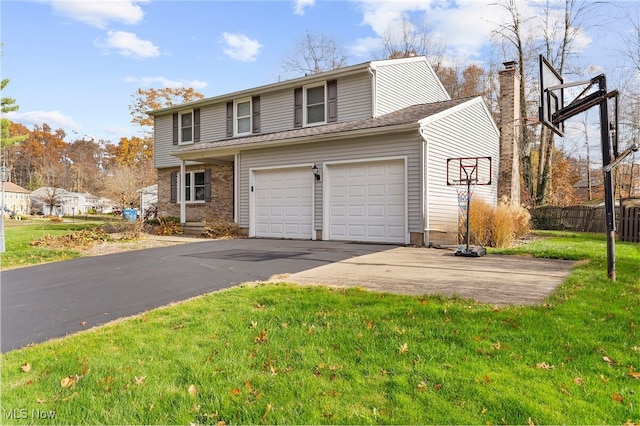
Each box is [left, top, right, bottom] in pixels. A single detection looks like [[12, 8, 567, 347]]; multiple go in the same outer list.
[[282, 32, 348, 75], [380, 15, 446, 72]]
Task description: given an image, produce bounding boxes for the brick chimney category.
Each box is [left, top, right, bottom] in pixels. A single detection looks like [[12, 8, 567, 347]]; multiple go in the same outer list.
[[498, 61, 521, 205]]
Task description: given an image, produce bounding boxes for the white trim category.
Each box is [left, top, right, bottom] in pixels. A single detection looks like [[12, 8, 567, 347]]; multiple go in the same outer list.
[[322, 156, 409, 244], [303, 82, 327, 126], [234, 97, 252, 136], [234, 153, 239, 224], [249, 163, 315, 240], [179, 160, 186, 223], [178, 109, 194, 145]]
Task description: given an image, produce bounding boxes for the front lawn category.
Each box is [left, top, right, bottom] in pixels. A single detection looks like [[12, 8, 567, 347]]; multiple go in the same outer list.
[[1, 232, 639, 424]]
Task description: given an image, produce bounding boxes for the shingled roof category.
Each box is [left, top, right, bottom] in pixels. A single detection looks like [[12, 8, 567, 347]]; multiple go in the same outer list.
[[173, 98, 472, 156]]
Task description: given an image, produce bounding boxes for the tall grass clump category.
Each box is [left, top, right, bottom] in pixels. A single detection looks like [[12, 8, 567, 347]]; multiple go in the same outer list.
[[468, 197, 531, 247]]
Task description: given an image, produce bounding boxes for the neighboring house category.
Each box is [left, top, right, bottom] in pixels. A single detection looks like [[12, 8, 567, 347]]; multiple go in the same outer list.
[[31, 187, 91, 216], [149, 56, 501, 246], [2, 182, 31, 216], [138, 184, 158, 219]]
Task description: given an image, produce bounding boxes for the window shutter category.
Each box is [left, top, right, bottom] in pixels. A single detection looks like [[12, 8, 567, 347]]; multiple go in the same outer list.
[[327, 80, 337, 122], [193, 108, 200, 142], [204, 168, 211, 202], [226, 102, 233, 137], [252, 96, 261, 133], [172, 113, 178, 145], [170, 172, 177, 203], [294, 87, 303, 128]]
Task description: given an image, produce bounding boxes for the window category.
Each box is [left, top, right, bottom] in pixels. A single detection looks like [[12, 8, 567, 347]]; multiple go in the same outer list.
[[305, 83, 326, 125], [294, 81, 336, 128], [235, 98, 251, 136], [179, 110, 193, 144], [174, 170, 209, 203]]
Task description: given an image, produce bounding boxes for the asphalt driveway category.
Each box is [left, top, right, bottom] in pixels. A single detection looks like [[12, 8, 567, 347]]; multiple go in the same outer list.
[[1, 239, 390, 352]]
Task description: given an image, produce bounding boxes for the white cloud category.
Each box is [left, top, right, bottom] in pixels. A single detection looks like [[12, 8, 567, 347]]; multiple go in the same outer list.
[[95, 30, 160, 59], [293, 0, 314, 16], [49, 0, 147, 28], [6, 110, 81, 132], [103, 124, 136, 137], [124, 76, 208, 89], [221, 32, 262, 62]]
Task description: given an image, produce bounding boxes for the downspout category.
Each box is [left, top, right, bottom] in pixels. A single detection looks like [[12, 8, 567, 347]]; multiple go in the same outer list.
[[368, 66, 377, 118], [419, 126, 429, 246], [179, 159, 186, 224]]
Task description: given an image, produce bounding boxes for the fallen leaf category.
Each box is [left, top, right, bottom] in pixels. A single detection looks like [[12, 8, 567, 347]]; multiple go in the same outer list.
[[80, 321, 87, 327], [36, 398, 48, 404], [603, 356, 617, 366], [135, 376, 146, 385], [574, 377, 583, 385], [536, 362, 555, 370], [600, 374, 610, 383], [483, 375, 491, 383], [21, 363, 31, 373], [527, 417, 536, 426], [61, 376, 76, 388], [434, 383, 442, 391], [612, 392, 624, 403], [231, 387, 240, 396], [250, 321, 258, 329], [255, 329, 268, 343], [628, 366, 640, 379], [417, 381, 428, 392], [398, 343, 408, 354], [188, 384, 198, 396]]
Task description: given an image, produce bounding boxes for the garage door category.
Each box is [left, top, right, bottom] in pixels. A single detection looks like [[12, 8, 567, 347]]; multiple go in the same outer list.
[[253, 167, 313, 239], [328, 160, 406, 243]]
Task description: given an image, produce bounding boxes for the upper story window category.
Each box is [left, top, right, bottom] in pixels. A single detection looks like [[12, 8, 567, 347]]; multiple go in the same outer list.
[[172, 109, 200, 146], [294, 80, 337, 128], [235, 98, 252, 136], [304, 83, 326, 125], [179, 111, 193, 144], [226, 96, 260, 138]]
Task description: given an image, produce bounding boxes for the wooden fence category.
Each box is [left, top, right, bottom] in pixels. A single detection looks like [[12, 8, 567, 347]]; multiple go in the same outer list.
[[531, 203, 640, 242]]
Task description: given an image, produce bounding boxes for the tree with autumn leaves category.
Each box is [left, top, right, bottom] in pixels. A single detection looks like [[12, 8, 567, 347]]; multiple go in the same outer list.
[[103, 87, 204, 209]]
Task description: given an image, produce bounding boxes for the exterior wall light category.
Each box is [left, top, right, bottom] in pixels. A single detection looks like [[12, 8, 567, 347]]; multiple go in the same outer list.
[[312, 164, 321, 181]]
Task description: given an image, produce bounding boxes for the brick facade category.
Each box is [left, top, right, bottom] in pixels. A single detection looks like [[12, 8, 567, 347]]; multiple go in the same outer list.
[[157, 163, 234, 222]]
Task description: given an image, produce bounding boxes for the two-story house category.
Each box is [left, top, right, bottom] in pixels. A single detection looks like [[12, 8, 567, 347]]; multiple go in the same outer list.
[[149, 56, 500, 246]]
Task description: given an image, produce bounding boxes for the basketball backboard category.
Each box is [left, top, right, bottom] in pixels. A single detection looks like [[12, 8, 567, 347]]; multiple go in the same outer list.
[[446, 156, 492, 186], [539, 55, 565, 137]]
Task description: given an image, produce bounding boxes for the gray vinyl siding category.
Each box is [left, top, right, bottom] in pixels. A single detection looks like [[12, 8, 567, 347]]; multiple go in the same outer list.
[[238, 130, 422, 233], [336, 73, 373, 121], [260, 90, 294, 133], [422, 98, 500, 237], [199, 103, 226, 142], [153, 114, 176, 168], [375, 60, 450, 116]]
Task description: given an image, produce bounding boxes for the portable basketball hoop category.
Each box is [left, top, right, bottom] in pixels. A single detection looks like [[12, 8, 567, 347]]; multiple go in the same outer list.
[[446, 157, 492, 257]]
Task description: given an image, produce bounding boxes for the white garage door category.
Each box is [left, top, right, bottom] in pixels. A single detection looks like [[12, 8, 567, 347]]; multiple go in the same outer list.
[[253, 167, 313, 239], [328, 160, 406, 243]]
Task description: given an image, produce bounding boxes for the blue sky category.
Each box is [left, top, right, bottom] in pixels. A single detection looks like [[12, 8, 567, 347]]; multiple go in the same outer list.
[[1, 0, 638, 145]]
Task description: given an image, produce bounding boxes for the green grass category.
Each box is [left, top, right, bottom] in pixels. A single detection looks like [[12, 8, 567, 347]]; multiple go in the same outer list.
[[2, 231, 639, 424], [1, 218, 116, 270]]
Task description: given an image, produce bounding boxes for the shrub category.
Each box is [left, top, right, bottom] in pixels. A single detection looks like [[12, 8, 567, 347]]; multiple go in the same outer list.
[[100, 221, 144, 240], [201, 218, 244, 239], [467, 198, 531, 248], [154, 217, 183, 236]]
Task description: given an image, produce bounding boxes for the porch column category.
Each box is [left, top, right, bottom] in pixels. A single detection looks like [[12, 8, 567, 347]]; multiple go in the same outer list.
[[180, 159, 186, 224]]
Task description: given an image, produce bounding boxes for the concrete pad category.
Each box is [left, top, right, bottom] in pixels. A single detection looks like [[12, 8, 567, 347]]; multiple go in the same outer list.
[[281, 247, 578, 305]]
